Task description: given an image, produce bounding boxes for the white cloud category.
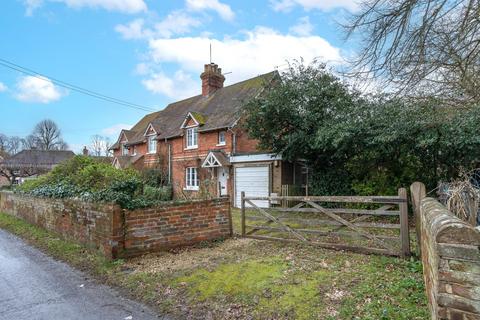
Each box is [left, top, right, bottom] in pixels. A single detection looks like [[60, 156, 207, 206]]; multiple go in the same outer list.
[[24, 0, 147, 15], [134, 62, 150, 75], [186, 0, 235, 21], [142, 70, 198, 99], [101, 123, 133, 136], [154, 11, 201, 38], [0, 82, 7, 92], [116, 11, 201, 40], [24, 0, 43, 16], [289, 16, 314, 36], [270, 0, 358, 12], [15, 76, 67, 103], [144, 26, 342, 97], [115, 19, 152, 40]]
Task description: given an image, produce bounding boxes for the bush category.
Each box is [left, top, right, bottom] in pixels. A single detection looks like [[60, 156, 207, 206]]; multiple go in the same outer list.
[[143, 185, 173, 201], [16, 155, 169, 209], [29, 181, 80, 199], [140, 167, 168, 187]]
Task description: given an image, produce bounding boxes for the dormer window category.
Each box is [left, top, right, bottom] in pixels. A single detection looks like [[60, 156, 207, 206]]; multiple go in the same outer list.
[[147, 135, 157, 154], [218, 131, 226, 146], [186, 127, 198, 149]]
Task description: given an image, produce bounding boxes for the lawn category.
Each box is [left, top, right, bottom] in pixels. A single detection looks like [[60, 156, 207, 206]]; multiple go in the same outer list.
[[0, 210, 428, 319]]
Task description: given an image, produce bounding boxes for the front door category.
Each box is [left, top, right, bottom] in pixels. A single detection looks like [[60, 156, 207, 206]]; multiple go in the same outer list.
[[218, 167, 228, 196]]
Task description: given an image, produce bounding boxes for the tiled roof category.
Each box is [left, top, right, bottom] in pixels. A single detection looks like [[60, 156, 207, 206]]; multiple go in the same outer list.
[[0, 149, 75, 169], [114, 154, 144, 168], [210, 150, 230, 166], [112, 71, 278, 149]]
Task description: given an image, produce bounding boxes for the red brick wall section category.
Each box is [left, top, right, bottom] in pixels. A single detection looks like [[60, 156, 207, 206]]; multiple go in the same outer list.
[[234, 128, 260, 154], [420, 198, 480, 320], [0, 191, 123, 259], [0, 191, 231, 259], [124, 197, 231, 257]]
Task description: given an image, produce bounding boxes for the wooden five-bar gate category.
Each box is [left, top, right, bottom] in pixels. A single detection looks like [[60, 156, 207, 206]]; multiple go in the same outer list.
[[240, 188, 410, 258]]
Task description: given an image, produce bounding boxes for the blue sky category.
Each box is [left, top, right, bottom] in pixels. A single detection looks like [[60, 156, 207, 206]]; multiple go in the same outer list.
[[0, 0, 358, 152]]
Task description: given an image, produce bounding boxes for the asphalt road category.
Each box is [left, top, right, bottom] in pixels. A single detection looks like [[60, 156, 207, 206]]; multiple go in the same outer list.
[[0, 229, 164, 320]]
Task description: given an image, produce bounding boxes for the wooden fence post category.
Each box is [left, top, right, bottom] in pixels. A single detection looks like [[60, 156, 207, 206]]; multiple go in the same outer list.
[[466, 196, 478, 227], [241, 191, 246, 237], [410, 182, 426, 257], [398, 188, 411, 258]]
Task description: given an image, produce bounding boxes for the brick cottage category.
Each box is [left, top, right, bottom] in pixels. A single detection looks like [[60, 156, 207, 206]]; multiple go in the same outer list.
[[111, 63, 307, 207]]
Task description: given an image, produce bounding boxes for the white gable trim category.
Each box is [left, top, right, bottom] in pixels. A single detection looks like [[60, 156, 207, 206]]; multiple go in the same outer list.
[[202, 152, 222, 168], [118, 130, 128, 144], [143, 123, 157, 136], [180, 112, 200, 129]]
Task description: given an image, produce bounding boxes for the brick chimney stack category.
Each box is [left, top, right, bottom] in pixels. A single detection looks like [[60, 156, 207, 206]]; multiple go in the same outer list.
[[200, 63, 225, 96], [82, 146, 89, 156]]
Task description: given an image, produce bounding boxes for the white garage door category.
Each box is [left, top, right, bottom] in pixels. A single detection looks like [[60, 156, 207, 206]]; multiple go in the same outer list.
[[235, 166, 270, 208]]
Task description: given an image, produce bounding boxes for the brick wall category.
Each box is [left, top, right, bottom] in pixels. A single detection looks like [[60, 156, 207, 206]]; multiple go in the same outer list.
[[124, 197, 231, 257], [234, 128, 260, 154], [0, 191, 231, 259], [0, 191, 123, 259], [420, 197, 480, 319]]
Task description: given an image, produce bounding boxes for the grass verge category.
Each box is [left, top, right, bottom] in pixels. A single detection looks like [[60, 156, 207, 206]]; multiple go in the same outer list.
[[0, 211, 429, 319]]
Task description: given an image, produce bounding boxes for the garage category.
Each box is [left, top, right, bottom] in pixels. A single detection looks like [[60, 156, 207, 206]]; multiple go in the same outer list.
[[235, 165, 270, 208]]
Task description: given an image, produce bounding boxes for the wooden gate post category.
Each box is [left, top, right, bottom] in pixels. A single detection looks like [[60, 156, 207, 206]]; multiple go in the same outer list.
[[241, 191, 246, 237], [410, 182, 426, 257], [398, 188, 411, 258]]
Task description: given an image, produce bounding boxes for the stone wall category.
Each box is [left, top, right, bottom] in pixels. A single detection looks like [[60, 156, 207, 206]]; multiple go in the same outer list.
[[420, 197, 480, 320], [0, 191, 231, 259]]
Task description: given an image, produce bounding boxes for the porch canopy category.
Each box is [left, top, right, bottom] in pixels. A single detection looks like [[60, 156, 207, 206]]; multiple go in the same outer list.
[[202, 150, 230, 168]]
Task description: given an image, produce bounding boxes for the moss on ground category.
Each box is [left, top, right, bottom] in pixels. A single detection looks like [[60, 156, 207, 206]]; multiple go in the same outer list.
[[178, 258, 287, 302], [0, 211, 428, 319]]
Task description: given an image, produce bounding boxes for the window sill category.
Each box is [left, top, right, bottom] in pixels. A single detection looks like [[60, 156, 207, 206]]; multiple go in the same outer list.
[[185, 146, 198, 150], [184, 187, 199, 191], [216, 143, 226, 147], [147, 151, 157, 154]]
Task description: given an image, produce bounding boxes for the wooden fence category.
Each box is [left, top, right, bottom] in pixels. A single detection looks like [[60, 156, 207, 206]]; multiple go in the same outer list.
[[241, 188, 411, 258], [280, 184, 304, 208]]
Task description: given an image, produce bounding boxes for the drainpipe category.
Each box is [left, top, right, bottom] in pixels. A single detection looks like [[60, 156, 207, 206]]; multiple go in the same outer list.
[[165, 138, 172, 184], [227, 127, 236, 155]]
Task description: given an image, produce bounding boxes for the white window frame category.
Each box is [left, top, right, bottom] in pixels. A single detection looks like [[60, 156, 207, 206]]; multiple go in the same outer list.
[[185, 167, 199, 190], [186, 127, 198, 149], [147, 135, 157, 154], [217, 131, 226, 146], [122, 143, 129, 156]]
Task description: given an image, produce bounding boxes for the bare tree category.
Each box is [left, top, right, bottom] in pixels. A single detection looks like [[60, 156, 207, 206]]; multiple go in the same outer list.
[[90, 134, 104, 156], [57, 140, 69, 151], [104, 137, 113, 157], [345, 0, 480, 105], [31, 119, 68, 150], [21, 135, 38, 150], [90, 135, 112, 156], [7, 136, 22, 155], [0, 134, 8, 153]]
